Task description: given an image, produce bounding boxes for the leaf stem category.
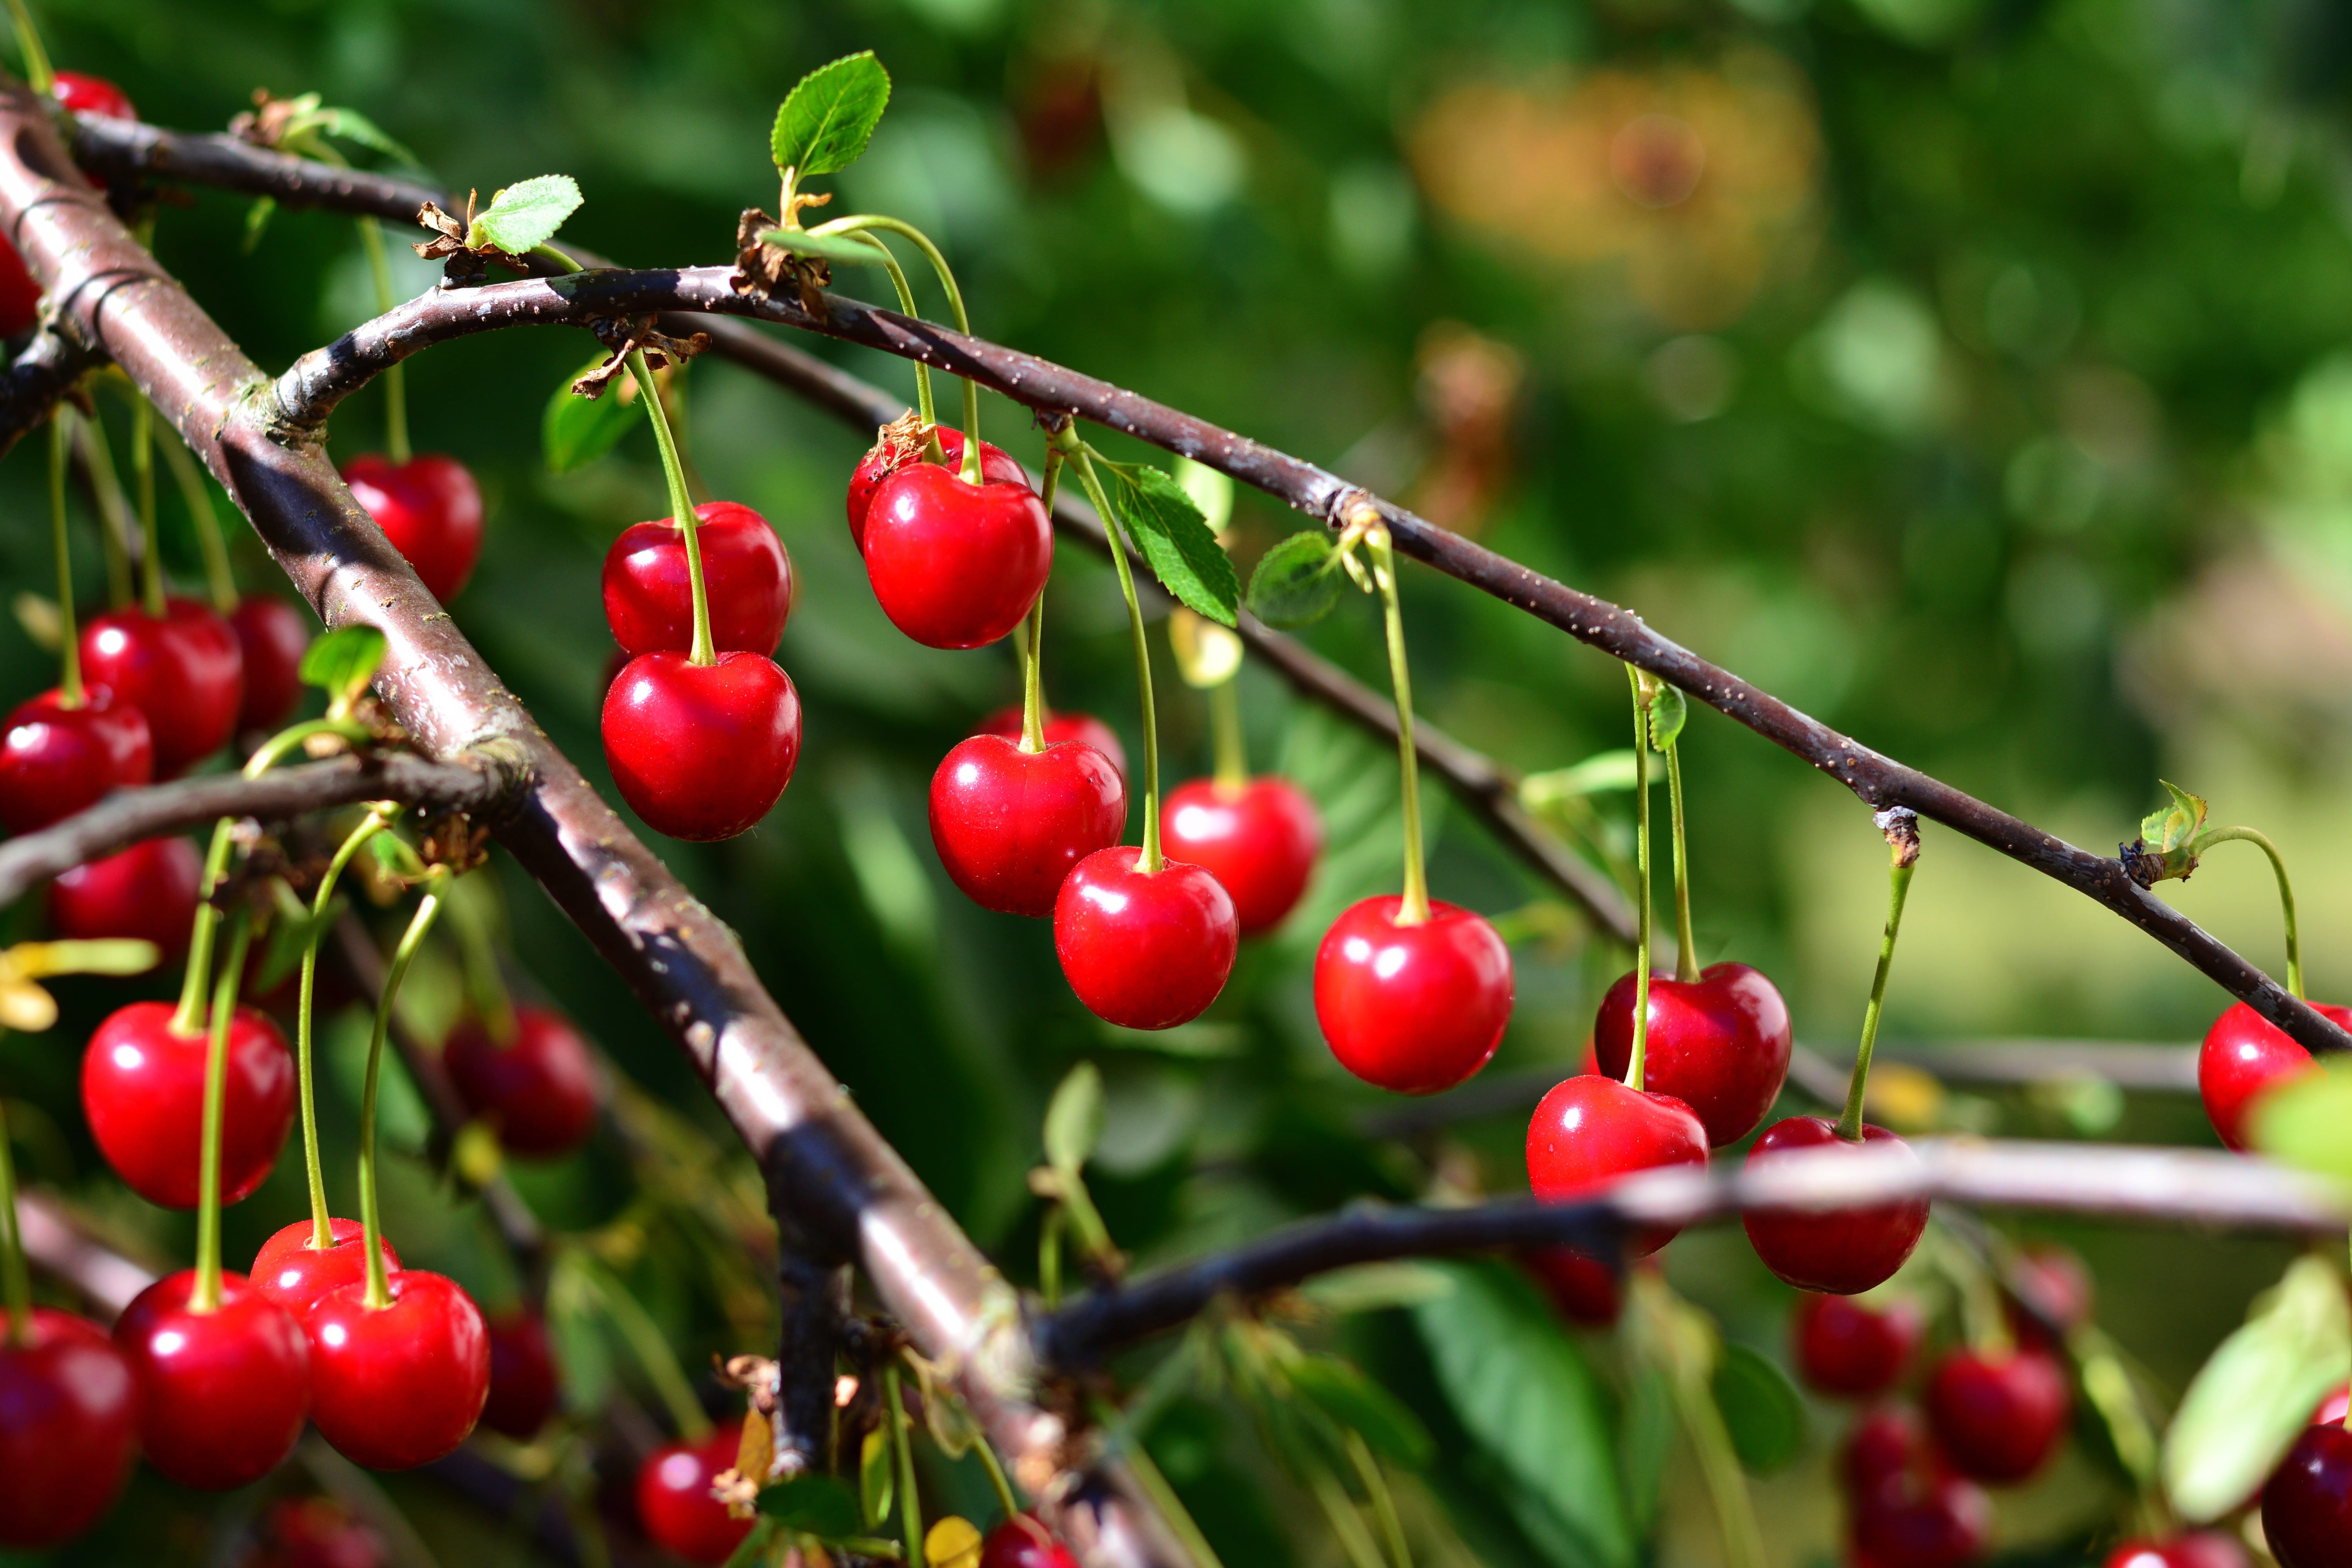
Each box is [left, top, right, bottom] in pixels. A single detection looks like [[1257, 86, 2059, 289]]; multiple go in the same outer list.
[[813, 215, 980, 480], [1366, 525, 1428, 926], [356, 217, 410, 465], [2186, 827, 2302, 1001], [74, 408, 135, 611], [1070, 444, 1161, 870], [154, 433, 238, 613], [49, 413, 79, 708], [1666, 743, 1699, 984], [1625, 667, 1653, 1092], [191, 912, 252, 1314], [626, 348, 713, 666], [299, 805, 399, 1250], [1837, 824, 1919, 1143], [885, 1365, 924, 1565], [0, 1076, 30, 1348], [577, 1254, 710, 1441], [360, 871, 450, 1310]]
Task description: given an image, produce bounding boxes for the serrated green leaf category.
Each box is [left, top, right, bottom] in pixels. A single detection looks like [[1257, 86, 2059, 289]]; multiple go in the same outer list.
[[757, 1473, 862, 1537], [757, 227, 893, 268], [1044, 1060, 1103, 1172], [2129, 780, 2210, 884], [543, 356, 641, 473], [466, 174, 582, 255], [2254, 1063, 2352, 1181], [1104, 465, 1240, 626], [2163, 1254, 2352, 1521], [1647, 683, 1688, 751], [1710, 1343, 1804, 1475], [772, 53, 892, 180], [1284, 1356, 1433, 1469], [1246, 531, 1341, 630], [299, 624, 385, 706]]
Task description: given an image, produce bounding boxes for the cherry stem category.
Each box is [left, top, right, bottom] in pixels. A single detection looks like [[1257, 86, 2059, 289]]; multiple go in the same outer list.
[[49, 413, 80, 708], [973, 1427, 1021, 1523], [444, 880, 517, 1046], [624, 348, 713, 667], [1625, 666, 1653, 1093], [1016, 452, 1063, 754], [128, 394, 165, 619], [813, 216, 980, 480], [0, 1077, 30, 1348], [156, 433, 238, 614], [1666, 742, 1699, 985], [1210, 680, 1247, 792], [191, 911, 252, 1314], [1070, 443, 1162, 871], [1364, 525, 1430, 927], [846, 232, 936, 432], [2185, 827, 2301, 1001], [74, 408, 135, 612], [171, 816, 240, 1037], [578, 1256, 710, 1440], [360, 870, 450, 1311], [356, 217, 411, 466], [299, 805, 398, 1251], [4, 0, 52, 93], [1836, 840, 1917, 1143], [885, 1363, 924, 1563]]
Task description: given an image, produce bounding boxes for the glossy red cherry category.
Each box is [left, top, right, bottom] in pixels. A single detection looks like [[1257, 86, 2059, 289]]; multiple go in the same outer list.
[[342, 453, 485, 602], [0, 1308, 137, 1548], [481, 1308, 561, 1439], [51, 72, 136, 120], [1524, 1247, 1623, 1328], [1740, 1117, 1929, 1294], [1793, 1292, 1922, 1400], [603, 502, 793, 657], [0, 684, 152, 831], [1317, 896, 1513, 1094], [80, 597, 244, 775], [977, 704, 1127, 781], [1592, 962, 1791, 1146], [115, 1269, 309, 1490], [230, 594, 313, 731], [1849, 1467, 1992, 1568], [603, 651, 800, 841], [929, 733, 1126, 917], [1162, 777, 1322, 936], [1524, 1073, 1708, 1256], [863, 461, 1051, 649], [2262, 1422, 2352, 1568], [48, 835, 200, 953], [0, 233, 37, 339], [636, 1427, 755, 1564], [848, 425, 1025, 549], [83, 1000, 294, 1209], [1924, 1346, 2072, 1485], [2199, 1000, 2347, 1152], [1054, 847, 1237, 1029], [304, 1270, 490, 1470], [982, 1514, 1081, 1568], [2104, 1535, 2250, 1568], [251, 1218, 402, 1318], [443, 1006, 601, 1159], [2006, 1241, 2092, 1350]]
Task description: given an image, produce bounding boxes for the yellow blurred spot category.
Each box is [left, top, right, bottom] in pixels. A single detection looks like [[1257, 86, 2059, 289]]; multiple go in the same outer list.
[[926, 1515, 983, 1568], [1864, 1062, 1946, 1133], [1168, 608, 1243, 688]]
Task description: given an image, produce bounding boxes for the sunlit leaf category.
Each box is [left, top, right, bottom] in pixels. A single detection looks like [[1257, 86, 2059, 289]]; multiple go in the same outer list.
[[772, 53, 892, 179], [544, 356, 641, 472], [859, 1426, 893, 1528], [1284, 1354, 1433, 1469], [1103, 464, 1240, 626], [2253, 1063, 2352, 1183], [1174, 457, 1235, 538], [759, 227, 895, 268], [1245, 531, 1342, 629], [1647, 683, 1688, 751], [466, 174, 582, 255], [300, 624, 386, 708], [1044, 1060, 1104, 1172], [757, 1472, 862, 1537], [2163, 1255, 2351, 1522], [1711, 1343, 1804, 1475]]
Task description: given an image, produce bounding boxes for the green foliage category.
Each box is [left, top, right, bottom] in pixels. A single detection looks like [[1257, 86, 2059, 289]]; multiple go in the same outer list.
[[1646, 682, 1687, 752], [1098, 461, 1239, 626], [1043, 1059, 1103, 1172], [2128, 780, 2210, 884], [757, 1473, 862, 1537], [771, 53, 891, 180], [1710, 1343, 1804, 1475], [1283, 1354, 1433, 1469], [543, 356, 639, 473], [2254, 1063, 2352, 1180], [2163, 1255, 2352, 1522], [1245, 532, 1342, 629], [465, 174, 581, 255], [757, 226, 895, 267], [298, 624, 384, 708]]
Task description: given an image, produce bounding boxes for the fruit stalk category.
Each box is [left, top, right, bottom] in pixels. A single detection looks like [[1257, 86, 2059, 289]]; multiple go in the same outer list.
[[169, 816, 242, 1038], [624, 348, 714, 667], [0, 1080, 29, 1347], [128, 388, 165, 619], [155, 433, 238, 613], [1016, 450, 1063, 753], [845, 231, 935, 434], [1666, 740, 1699, 985], [1625, 666, 1653, 1092], [813, 216, 979, 479], [1366, 524, 1429, 926], [298, 805, 398, 1251], [973, 1430, 1022, 1523], [1837, 809, 1922, 1143], [3, 0, 53, 93], [1210, 680, 1247, 792], [359, 869, 450, 1310], [190, 911, 253, 1314], [1070, 443, 1163, 870], [49, 412, 80, 708], [355, 216, 411, 466], [443, 877, 517, 1046], [72, 406, 134, 610], [2186, 827, 2301, 1000], [886, 1363, 924, 1563]]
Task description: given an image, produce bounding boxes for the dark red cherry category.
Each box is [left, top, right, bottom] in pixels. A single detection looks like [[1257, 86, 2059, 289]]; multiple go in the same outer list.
[[251, 1218, 401, 1318], [863, 461, 1051, 649], [0, 1307, 137, 1548], [1741, 1117, 1929, 1295], [2105, 1535, 2250, 1568], [1849, 1467, 1991, 1568], [2263, 1422, 2352, 1568], [1524, 1247, 1623, 1328], [0, 233, 37, 339], [257, 1496, 390, 1568], [603, 502, 793, 657], [230, 594, 313, 731], [929, 733, 1125, 917], [977, 704, 1127, 781], [303, 1270, 490, 1470], [2005, 1241, 2092, 1350], [1162, 777, 1322, 936], [1842, 1404, 1927, 1499], [636, 1428, 755, 1564], [443, 1006, 601, 1159], [982, 1514, 1081, 1568], [48, 835, 200, 953], [1592, 961, 1791, 1146], [1793, 1292, 1922, 1400], [342, 453, 484, 602], [0, 684, 152, 831], [1054, 847, 1237, 1029], [848, 425, 1025, 549], [51, 72, 136, 120], [1524, 1073, 1708, 1257], [481, 1308, 561, 1439], [1924, 1346, 2072, 1485], [2199, 1000, 2345, 1152], [79, 597, 244, 775], [1317, 896, 1514, 1094], [83, 1000, 294, 1209], [602, 651, 800, 841], [115, 1269, 309, 1490]]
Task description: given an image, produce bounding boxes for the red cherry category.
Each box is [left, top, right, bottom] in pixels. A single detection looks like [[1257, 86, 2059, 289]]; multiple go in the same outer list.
[[0, 234, 37, 339], [2105, 1536, 2250, 1568], [82, 999, 294, 1209], [602, 650, 800, 841], [1793, 1292, 1922, 1400], [51, 71, 136, 120], [1924, 1346, 2072, 1484], [443, 1006, 601, 1159], [481, 1308, 561, 1439], [982, 1514, 1081, 1568], [303, 1270, 490, 1470], [1849, 1467, 1991, 1568], [258, 1497, 390, 1568], [1741, 1117, 1929, 1295], [977, 704, 1128, 781], [2005, 1241, 2092, 1350], [48, 835, 199, 953], [862, 461, 1051, 649], [635, 1428, 755, 1564], [230, 594, 314, 731], [2316, 1384, 2349, 1426], [1524, 1073, 1708, 1257], [0, 683, 152, 831], [603, 502, 793, 658], [342, 453, 485, 602], [2262, 1423, 2352, 1568], [1524, 1247, 1623, 1328], [1842, 1404, 1927, 1499], [0, 1307, 137, 1548], [79, 597, 244, 775], [115, 1269, 309, 1490], [929, 733, 1126, 917], [848, 425, 1025, 549], [1318, 896, 1514, 1094], [251, 1218, 402, 1318], [1053, 847, 1237, 1029], [1592, 962, 1792, 1146], [1162, 777, 1322, 936], [2199, 1000, 2346, 1152]]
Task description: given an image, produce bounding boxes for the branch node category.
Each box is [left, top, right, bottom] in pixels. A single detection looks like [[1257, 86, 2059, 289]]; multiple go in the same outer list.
[[1875, 805, 1921, 867]]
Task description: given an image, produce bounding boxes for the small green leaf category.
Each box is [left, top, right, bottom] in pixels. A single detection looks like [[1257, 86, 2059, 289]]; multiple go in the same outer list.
[[2126, 780, 2209, 885], [242, 195, 277, 253], [2255, 1063, 2352, 1181], [2163, 1254, 2352, 1522], [719, 1520, 780, 1568], [543, 356, 641, 473], [1710, 1343, 1804, 1475], [1103, 465, 1240, 626], [1044, 1060, 1104, 1172], [1647, 683, 1688, 752], [858, 1426, 893, 1528], [1619, 1365, 1674, 1537], [1174, 457, 1234, 538], [772, 53, 892, 180], [757, 1473, 862, 1537], [1245, 531, 1341, 629], [313, 106, 421, 169], [755, 227, 894, 268], [1284, 1356, 1433, 1469], [299, 625, 386, 706], [1520, 751, 1642, 807], [466, 174, 583, 255]]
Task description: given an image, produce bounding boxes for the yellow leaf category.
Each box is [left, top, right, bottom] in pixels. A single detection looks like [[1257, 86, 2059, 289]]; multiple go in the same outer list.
[[925, 1516, 983, 1568]]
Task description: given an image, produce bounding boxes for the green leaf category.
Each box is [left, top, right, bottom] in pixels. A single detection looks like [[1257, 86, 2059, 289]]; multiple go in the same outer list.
[[1520, 751, 1642, 806], [1647, 683, 1688, 752], [242, 195, 277, 253], [1175, 457, 1235, 538], [1044, 1060, 1104, 1172], [466, 174, 583, 255], [299, 624, 386, 706], [543, 356, 641, 473], [1710, 1343, 1804, 1475], [1103, 464, 1240, 626], [772, 53, 892, 179], [1299, 1262, 1457, 1314], [313, 106, 421, 169], [857, 1426, 893, 1529], [1245, 531, 1341, 629], [2127, 779, 2209, 884], [757, 1473, 862, 1538], [2163, 1254, 2352, 1522], [755, 227, 894, 268], [2253, 1063, 2352, 1181], [719, 1520, 780, 1568], [1619, 1365, 1673, 1537], [1284, 1355, 1434, 1469]]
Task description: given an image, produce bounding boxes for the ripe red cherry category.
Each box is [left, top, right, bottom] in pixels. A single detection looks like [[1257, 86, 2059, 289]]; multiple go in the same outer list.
[[79, 598, 244, 775], [341, 453, 485, 602], [1924, 1346, 2072, 1484], [603, 502, 793, 658], [481, 1308, 561, 1439], [603, 651, 800, 841], [1793, 1292, 1922, 1399], [0, 684, 152, 831], [303, 1270, 490, 1470], [115, 1269, 310, 1490], [443, 1006, 602, 1159], [1317, 896, 1514, 1094], [848, 425, 1025, 549], [2199, 1000, 2347, 1152], [1740, 1117, 1929, 1294], [1524, 1247, 1623, 1328], [83, 1000, 294, 1209], [929, 733, 1126, 917], [977, 704, 1127, 781], [0, 234, 37, 339], [1842, 1403, 1927, 1499], [2262, 1422, 2352, 1568], [230, 594, 313, 731], [258, 1497, 389, 1568], [2006, 1241, 2092, 1350], [0, 1307, 137, 1548], [1054, 848, 1237, 1029], [636, 1428, 755, 1564], [48, 835, 200, 953], [2104, 1535, 2250, 1568], [982, 1514, 1081, 1568], [51, 71, 136, 120], [1849, 1468, 1992, 1568], [251, 1218, 402, 1318], [1592, 962, 1792, 1146], [863, 461, 1051, 649], [1162, 777, 1322, 936], [1524, 1073, 1708, 1257]]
